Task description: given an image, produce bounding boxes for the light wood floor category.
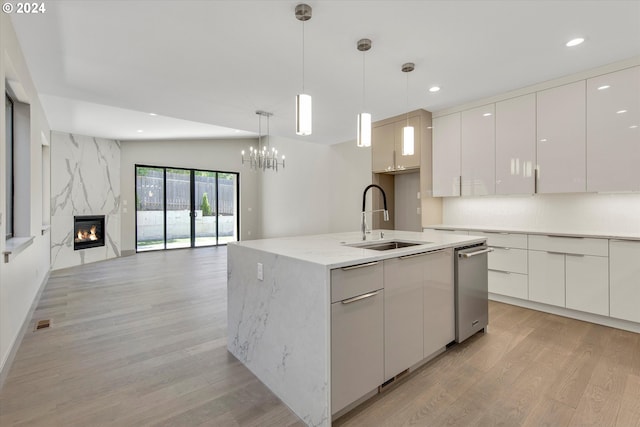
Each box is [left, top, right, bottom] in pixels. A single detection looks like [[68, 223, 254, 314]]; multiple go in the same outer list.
[[1, 247, 639, 426]]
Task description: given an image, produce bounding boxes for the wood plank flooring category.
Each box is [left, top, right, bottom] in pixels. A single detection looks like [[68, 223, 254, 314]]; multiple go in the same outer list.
[[1, 247, 639, 426]]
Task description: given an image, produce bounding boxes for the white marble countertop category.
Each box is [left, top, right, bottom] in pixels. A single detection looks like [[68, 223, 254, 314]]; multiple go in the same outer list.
[[426, 225, 640, 241], [230, 230, 486, 269]]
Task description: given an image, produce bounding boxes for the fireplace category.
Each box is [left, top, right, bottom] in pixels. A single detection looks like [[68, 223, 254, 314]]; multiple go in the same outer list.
[[74, 215, 105, 250]]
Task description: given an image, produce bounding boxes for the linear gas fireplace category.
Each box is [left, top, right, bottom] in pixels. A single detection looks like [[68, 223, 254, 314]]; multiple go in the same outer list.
[[74, 215, 105, 250]]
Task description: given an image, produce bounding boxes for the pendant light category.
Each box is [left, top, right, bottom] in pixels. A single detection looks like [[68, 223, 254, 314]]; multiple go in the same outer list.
[[356, 38, 372, 148], [295, 4, 312, 136], [401, 62, 415, 156]]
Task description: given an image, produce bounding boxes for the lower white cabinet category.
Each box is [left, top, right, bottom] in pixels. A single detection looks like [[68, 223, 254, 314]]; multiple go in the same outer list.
[[610, 240, 640, 323], [529, 250, 565, 307], [331, 263, 384, 414], [565, 254, 609, 316], [489, 270, 528, 299], [384, 256, 424, 380], [422, 249, 454, 357]]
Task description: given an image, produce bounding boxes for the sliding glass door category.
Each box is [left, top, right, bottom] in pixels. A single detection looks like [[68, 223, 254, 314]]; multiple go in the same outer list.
[[135, 165, 239, 252]]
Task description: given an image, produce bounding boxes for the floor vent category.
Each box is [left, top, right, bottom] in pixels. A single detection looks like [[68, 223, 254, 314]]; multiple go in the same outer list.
[[378, 368, 410, 393], [35, 320, 51, 331]]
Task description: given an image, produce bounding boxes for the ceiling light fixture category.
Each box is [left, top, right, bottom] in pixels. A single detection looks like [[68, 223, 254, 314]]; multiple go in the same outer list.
[[356, 38, 372, 148], [597, 85, 610, 90], [429, 86, 440, 93], [295, 4, 312, 136], [401, 62, 415, 156], [242, 111, 285, 172], [566, 37, 584, 47]]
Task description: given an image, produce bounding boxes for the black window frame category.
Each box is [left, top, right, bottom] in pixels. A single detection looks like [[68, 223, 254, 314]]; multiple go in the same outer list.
[[5, 93, 14, 239]]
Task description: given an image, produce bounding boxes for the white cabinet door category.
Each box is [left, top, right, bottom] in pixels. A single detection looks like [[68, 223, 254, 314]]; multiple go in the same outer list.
[[422, 249, 454, 358], [529, 250, 565, 307], [565, 255, 609, 316], [461, 104, 495, 196], [384, 256, 424, 380], [587, 66, 640, 192], [536, 81, 586, 193], [488, 270, 528, 300], [495, 94, 536, 195], [331, 290, 384, 414], [610, 240, 640, 323], [432, 113, 461, 197]]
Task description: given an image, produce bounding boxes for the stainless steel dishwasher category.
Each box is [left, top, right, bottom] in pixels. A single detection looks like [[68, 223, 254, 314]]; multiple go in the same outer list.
[[455, 243, 492, 343]]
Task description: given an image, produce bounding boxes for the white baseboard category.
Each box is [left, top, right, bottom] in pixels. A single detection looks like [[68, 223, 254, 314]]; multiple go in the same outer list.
[[489, 293, 640, 334], [0, 269, 51, 390]]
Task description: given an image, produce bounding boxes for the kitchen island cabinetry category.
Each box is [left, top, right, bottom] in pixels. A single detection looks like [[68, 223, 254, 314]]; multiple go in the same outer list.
[[331, 263, 384, 414], [228, 230, 485, 425]]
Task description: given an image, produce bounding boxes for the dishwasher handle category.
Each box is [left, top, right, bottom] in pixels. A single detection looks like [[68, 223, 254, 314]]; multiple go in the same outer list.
[[458, 248, 493, 258]]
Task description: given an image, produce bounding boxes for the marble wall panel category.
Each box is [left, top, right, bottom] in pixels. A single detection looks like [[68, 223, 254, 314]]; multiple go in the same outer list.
[[50, 132, 121, 270]]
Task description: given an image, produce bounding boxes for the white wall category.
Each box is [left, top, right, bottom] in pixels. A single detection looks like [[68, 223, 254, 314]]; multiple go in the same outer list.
[[119, 138, 262, 252], [0, 15, 51, 379], [260, 136, 373, 238], [443, 193, 640, 235]]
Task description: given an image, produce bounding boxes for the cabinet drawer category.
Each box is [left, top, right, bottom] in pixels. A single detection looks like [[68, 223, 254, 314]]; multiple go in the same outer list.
[[488, 270, 528, 299], [474, 231, 527, 249], [528, 235, 608, 256], [331, 261, 383, 303], [488, 247, 527, 274]]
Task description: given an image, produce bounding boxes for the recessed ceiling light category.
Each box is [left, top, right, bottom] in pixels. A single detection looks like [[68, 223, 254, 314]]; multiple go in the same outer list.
[[540, 138, 548, 142], [429, 86, 440, 93], [630, 125, 638, 129], [617, 110, 627, 114], [483, 112, 492, 117], [137, 129, 144, 133], [149, 113, 157, 116], [566, 37, 584, 47], [597, 85, 610, 90]]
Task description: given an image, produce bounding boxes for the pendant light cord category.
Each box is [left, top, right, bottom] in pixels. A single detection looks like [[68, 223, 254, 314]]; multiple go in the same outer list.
[[302, 20, 305, 93], [362, 50, 366, 110], [406, 72, 409, 126]]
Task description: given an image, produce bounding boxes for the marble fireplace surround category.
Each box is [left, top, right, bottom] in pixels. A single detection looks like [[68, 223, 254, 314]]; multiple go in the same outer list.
[[50, 132, 121, 270]]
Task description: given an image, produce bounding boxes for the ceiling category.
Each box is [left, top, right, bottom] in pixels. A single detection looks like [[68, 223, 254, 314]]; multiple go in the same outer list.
[[9, 0, 640, 144]]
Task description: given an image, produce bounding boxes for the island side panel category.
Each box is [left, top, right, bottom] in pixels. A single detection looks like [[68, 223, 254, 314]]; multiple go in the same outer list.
[[227, 244, 331, 427]]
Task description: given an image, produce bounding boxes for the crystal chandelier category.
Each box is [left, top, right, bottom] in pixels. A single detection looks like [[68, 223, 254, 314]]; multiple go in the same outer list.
[[241, 110, 285, 171]]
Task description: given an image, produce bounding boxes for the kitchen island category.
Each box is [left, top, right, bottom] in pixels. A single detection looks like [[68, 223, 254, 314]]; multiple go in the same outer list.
[[227, 230, 486, 426]]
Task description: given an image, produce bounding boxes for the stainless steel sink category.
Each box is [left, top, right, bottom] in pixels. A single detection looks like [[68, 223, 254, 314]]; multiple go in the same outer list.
[[347, 240, 426, 251]]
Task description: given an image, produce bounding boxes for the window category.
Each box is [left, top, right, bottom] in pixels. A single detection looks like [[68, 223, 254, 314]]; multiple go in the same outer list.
[[5, 93, 14, 239]]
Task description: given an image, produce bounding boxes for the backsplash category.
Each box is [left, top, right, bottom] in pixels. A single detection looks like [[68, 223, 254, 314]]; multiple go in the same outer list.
[[443, 192, 640, 236]]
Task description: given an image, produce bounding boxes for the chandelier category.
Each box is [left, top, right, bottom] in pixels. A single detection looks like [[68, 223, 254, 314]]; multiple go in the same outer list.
[[241, 110, 285, 172]]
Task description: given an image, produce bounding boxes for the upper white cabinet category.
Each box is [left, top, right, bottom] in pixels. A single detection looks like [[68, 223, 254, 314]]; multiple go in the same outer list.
[[432, 113, 461, 197], [461, 104, 496, 196], [495, 94, 536, 195], [609, 240, 640, 323], [587, 66, 640, 192], [536, 81, 586, 193]]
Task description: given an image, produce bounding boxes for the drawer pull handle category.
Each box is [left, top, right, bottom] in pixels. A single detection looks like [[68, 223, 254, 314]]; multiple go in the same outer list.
[[341, 290, 380, 304], [566, 253, 585, 257], [341, 261, 379, 271], [546, 251, 565, 255], [489, 269, 511, 275], [399, 250, 444, 260], [459, 248, 494, 258], [547, 235, 585, 239]]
